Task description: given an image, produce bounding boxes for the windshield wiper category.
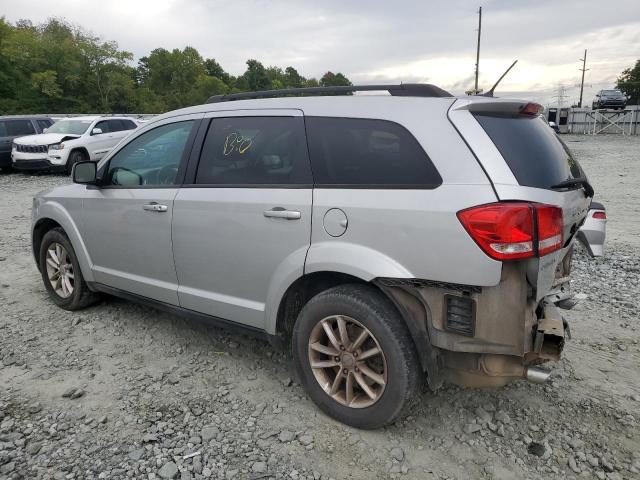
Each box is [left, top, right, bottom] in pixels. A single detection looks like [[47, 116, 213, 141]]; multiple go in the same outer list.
[[551, 177, 594, 197]]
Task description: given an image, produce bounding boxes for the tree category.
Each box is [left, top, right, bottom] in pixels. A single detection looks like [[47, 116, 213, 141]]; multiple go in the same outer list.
[[617, 60, 640, 105], [243, 59, 271, 91], [320, 71, 352, 87]]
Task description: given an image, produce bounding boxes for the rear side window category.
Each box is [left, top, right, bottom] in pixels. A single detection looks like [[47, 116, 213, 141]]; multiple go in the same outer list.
[[3, 120, 36, 136], [195, 116, 312, 185], [122, 119, 138, 130], [473, 114, 582, 189], [107, 119, 124, 132], [305, 117, 442, 188]]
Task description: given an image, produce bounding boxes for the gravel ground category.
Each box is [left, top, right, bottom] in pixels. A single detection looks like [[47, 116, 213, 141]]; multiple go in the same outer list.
[[1, 134, 639, 480]]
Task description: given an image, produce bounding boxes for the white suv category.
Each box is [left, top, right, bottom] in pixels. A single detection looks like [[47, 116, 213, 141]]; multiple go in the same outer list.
[[12, 116, 138, 173]]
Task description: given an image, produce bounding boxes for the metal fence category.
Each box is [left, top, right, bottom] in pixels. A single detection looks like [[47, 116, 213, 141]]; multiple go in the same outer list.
[[547, 106, 640, 135]]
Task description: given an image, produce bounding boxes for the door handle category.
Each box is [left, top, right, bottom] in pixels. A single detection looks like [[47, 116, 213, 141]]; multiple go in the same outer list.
[[143, 202, 168, 212], [263, 208, 301, 220]]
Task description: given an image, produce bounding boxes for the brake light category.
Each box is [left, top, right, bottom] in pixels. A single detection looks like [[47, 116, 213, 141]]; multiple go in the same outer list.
[[592, 211, 606, 220], [457, 202, 563, 261], [520, 102, 543, 115], [536, 205, 564, 256]]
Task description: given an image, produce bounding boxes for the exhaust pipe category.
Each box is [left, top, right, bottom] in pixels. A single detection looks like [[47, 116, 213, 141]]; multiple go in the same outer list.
[[525, 366, 551, 384]]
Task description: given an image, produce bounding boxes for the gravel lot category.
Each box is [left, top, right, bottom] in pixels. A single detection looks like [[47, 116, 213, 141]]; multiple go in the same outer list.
[[1, 134, 639, 480]]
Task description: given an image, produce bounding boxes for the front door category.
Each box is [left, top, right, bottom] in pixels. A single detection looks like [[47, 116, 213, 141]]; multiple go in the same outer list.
[[81, 117, 200, 304], [172, 111, 312, 329]]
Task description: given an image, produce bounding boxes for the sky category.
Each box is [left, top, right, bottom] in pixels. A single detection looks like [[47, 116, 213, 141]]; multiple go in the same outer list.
[[3, 0, 640, 106]]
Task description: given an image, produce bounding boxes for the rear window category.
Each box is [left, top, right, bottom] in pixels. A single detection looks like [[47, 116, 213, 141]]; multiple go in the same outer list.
[[305, 117, 442, 188], [473, 113, 582, 189]]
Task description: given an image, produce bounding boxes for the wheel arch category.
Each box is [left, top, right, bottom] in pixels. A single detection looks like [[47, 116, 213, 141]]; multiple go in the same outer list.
[[32, 205, 94, 283], [272, 270, 442, 388]]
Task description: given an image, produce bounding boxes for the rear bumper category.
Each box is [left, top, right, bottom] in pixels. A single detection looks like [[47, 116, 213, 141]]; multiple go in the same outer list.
[[380, 262, 569, 389]]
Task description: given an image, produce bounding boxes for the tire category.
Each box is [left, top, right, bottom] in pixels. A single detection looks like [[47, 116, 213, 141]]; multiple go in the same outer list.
[[66, 150, 87, 175], [292, 284, 420, 429], [39, 227, 98, 310]]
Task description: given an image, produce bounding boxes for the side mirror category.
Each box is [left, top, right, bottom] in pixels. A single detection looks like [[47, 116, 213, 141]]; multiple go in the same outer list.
[[91, 127, 103, 135], [72, 161, 97, 185]]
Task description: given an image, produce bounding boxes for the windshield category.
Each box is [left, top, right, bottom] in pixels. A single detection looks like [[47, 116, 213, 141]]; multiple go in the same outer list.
[[46, 119, 93, 135], [473, 113, 583, 190], [602, 90, 623, 96]]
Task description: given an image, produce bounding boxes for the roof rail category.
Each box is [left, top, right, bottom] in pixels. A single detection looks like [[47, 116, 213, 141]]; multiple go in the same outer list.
[[206, 83, 453, 103]]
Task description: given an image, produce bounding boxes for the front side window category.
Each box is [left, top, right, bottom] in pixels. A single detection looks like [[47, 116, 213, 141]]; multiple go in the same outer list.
[[195, 116, 311, 185], [105, 121, 194, 187], [305, 117, 442, 187], [94, 120, 111, 134], [46, 119, 93, 135], [5, 120, 36, 136]]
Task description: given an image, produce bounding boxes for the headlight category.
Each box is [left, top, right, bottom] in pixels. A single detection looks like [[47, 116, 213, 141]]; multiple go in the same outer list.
[[49, 143, 65, 150]]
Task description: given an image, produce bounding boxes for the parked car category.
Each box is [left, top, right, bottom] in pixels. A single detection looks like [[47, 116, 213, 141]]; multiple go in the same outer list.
[[577, 201, 606, 257], [548, 120, 559, 133], [592, 89, 627, 110], [12, 116, 138, 173], [31, 84, 596, 429], [0, 116, 54, 171]]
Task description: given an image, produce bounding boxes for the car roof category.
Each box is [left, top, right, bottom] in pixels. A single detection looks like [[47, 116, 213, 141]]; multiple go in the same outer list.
[[146, 93, 532, 127], [0, 115, 52, 120]]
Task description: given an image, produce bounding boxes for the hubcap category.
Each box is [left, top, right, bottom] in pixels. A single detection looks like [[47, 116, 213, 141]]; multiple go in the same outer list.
[[45, 242, 74, 298], [308, 315, 387, 408]]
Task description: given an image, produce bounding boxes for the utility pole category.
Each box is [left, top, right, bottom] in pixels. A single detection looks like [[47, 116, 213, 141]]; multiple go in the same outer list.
[[474, 7, 482, 94], [578, 49, 589, 108]]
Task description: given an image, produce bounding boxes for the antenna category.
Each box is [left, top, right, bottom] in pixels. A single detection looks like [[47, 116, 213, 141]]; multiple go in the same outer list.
[[482, 60, 518, 97]]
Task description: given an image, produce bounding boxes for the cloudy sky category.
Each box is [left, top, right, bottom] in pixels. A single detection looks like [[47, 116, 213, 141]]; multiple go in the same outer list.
[[4, 0, 640, 105]]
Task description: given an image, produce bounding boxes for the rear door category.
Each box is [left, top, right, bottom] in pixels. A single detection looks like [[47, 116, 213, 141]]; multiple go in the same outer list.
[[171, 110, 312, 329], [449, 100, 591, 299]]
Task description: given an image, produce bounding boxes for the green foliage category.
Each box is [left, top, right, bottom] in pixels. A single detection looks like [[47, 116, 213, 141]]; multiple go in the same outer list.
[[0, 17, 352, 114], [616, 60, 640, 105]]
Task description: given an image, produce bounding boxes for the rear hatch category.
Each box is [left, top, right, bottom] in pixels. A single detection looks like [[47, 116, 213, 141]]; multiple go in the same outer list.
[[449, 98, 592, 300]]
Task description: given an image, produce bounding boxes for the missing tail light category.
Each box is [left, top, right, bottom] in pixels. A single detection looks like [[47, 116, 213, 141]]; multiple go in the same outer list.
[[457, 202, 563, 261], [520, 102, 543, 115]]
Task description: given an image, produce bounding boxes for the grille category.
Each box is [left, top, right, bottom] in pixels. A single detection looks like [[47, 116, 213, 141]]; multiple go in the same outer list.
[[444, 294, 476, 336], [16, 144, 48, 154]]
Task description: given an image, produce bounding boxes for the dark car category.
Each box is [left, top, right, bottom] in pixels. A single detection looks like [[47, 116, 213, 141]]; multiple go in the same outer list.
[[592, 89, 627, 110], [0, 116, 54, 171]]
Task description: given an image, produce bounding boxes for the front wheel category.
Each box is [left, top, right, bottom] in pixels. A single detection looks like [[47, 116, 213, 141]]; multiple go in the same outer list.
[[292, 284, 420, 429], [39, 227, 98, 310], [66, 150, 87, 175]]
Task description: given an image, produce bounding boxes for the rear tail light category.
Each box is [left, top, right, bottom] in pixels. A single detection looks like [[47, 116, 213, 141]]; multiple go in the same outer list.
[[457, 202, 563, 261], [592, 211, 606, 220], [536, 204, 564, 256]]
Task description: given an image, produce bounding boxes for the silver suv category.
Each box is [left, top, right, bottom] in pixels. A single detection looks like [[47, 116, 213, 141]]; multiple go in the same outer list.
[[31, 84, 594, 429]]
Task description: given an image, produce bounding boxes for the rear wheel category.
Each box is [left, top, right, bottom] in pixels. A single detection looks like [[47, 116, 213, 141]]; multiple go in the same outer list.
[[292, 284, 419, 429], [39, 228, 97, 310], [66, 150, 87, 175]]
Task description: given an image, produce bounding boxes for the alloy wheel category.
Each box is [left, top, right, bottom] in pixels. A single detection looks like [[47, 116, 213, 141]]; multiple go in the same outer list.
[[45, 242, 74, 298], [307, 315, 387, 408]]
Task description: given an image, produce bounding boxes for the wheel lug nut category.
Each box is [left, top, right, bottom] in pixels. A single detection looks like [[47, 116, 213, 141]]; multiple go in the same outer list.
[[343, 369, 348, 374], [334, 357, 339, 362], [354, 367, 359, 372], [339, 345, 345, 351]]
